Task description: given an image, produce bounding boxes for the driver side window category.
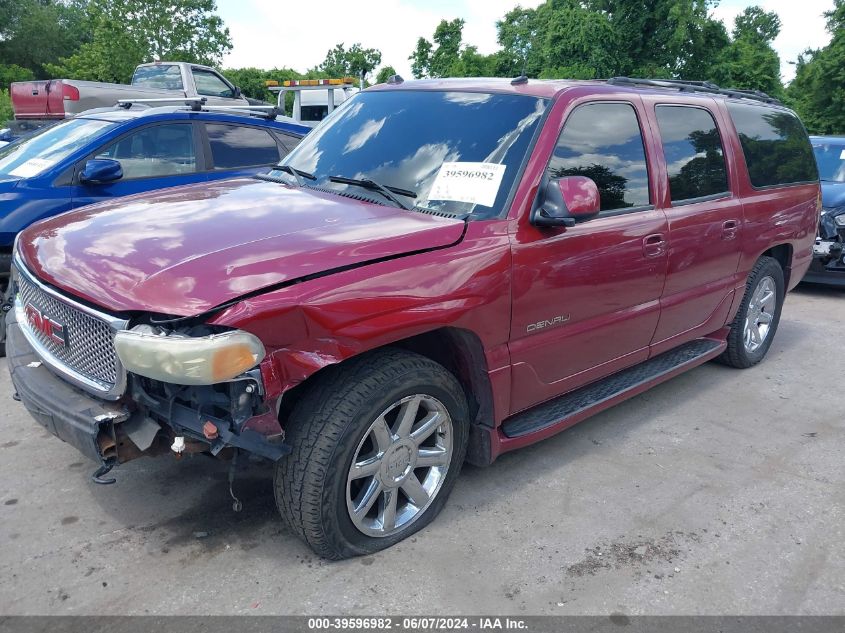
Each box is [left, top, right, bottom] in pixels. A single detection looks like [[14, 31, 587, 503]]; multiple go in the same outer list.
[[193, 69, 234, 98], [94, 123, 197, 180], [548, 102, 651, 213]]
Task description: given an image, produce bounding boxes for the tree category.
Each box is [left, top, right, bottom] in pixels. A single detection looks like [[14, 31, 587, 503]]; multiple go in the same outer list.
[[316, 43, 382, 83], [787, 0, 845, 133], [710, 6, 783, 95], [46, 0, 232, 84], [409, 19, 498, 78], [495, 0, 727, 81], [223, 66, 301, 102], [375, 65, 398, 84], [0, 0, 91, 78], [583, 0, 727, 78]]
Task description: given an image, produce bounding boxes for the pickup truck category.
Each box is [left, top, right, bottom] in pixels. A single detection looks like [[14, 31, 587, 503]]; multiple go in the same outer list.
[[5, 76, 819, 560], [10, 61, 249, 123]]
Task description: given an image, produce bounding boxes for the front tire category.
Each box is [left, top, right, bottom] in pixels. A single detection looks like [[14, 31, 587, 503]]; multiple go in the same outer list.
[[274, 349, 469, 559], [719, 256, 784, 368]]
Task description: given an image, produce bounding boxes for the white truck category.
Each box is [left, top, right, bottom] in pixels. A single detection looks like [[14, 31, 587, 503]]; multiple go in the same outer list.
[[10, 61, 249, 124], [268, 78, 359, 127]]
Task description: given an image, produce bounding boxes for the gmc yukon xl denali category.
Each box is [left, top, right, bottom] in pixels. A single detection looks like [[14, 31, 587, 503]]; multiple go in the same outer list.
[[4, 77, 819, 559]]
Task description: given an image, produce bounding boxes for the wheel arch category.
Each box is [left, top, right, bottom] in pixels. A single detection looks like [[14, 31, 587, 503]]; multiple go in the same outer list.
[[275, 326, 496, 465], [761, 243, 793, 288]]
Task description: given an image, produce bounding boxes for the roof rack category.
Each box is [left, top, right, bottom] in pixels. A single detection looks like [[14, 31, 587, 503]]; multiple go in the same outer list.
[[116, 97, 281, 120], [117, 97, 208, 111], [606, 77, 782, 105]]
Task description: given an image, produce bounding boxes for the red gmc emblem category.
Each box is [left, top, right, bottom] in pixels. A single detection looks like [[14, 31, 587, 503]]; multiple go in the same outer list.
[[25, 303, 68, 348]]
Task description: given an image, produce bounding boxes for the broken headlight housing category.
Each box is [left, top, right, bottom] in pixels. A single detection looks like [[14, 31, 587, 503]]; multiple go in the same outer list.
[[114, 326, 265, 385]]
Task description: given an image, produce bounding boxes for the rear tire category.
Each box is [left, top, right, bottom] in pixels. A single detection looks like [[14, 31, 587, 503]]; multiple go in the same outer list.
[[718, 256, 784, 369], [274, 349, 469, 559]]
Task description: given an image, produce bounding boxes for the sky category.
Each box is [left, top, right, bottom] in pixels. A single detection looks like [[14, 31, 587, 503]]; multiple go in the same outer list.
[[217, 0, 834, 84]]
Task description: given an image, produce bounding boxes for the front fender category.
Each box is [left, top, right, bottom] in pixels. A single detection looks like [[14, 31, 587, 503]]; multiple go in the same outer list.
[[210, 220, 513, 400]]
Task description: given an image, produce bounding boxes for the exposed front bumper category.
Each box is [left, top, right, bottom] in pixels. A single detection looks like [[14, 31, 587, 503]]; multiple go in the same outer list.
[[6, 306, 128, 464], [802, 255, 845, 287], [7, 304, 291, 465]]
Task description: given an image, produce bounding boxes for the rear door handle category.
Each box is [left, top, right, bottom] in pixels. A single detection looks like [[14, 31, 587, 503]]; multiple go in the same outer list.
[[722, 219, 739, 240], [643, 233, 666, 258]]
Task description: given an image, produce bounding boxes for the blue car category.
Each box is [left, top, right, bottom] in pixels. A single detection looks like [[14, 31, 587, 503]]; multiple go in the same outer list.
[[807, 135, 845, 286], [0, 105, 309, 289]]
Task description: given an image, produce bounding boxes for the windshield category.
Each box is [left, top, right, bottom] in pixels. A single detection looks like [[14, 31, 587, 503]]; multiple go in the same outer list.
[[272, 90, 548, 218], [0, 118, 117, 178], [812, 139, 845, 183]]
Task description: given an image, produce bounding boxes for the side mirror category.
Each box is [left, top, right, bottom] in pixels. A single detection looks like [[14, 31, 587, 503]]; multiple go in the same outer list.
[[532, 176, 601, 228], [0, 128, 12, 143], [233, 86, 242, 98], [80, 159, 123, 185]]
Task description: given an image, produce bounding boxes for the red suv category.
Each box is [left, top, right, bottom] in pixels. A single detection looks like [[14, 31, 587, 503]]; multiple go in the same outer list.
[[4, 77, 819, 559]]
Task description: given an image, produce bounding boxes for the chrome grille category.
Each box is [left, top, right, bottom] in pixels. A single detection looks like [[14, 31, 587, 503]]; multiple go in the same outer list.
[[17, 271, 120, 389]]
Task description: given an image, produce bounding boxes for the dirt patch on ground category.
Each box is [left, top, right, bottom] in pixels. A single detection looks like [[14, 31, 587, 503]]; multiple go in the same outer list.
[[566, 531, 701, 577]]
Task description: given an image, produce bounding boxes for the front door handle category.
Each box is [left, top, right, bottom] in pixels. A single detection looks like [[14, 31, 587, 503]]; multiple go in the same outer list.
[[643, 233, 666, 258], [722, 219, 739, 240]]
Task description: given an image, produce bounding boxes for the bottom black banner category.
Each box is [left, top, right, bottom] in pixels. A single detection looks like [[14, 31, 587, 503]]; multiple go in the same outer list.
[[1, 616, 844, 633]]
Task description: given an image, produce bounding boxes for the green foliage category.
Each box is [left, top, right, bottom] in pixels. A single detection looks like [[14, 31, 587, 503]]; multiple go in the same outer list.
[[0, 89, 13, 123], [46, 0, 232, 84], [0, 64, 35, 89], [315, 43, 381, 82], [786, 0, 845, 134], [375, 65, 398, 84], [710, 6, 783, 95], [0, 0, 91, 78], [496, 0, 726, 80], [409, 19, 498, 78], [223, 67, 300, 102]]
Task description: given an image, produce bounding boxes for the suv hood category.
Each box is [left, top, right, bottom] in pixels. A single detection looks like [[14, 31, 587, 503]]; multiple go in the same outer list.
[[18, 178, 465, 315]]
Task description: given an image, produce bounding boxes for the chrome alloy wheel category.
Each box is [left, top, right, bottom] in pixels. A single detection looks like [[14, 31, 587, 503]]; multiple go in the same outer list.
[[743, 275, 777, 353], [346, 394, 453, 538]]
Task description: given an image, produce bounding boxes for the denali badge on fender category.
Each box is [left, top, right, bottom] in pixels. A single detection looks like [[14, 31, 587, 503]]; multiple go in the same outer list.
[[24, 303, 68, 348], [527, 314, 571, 333]]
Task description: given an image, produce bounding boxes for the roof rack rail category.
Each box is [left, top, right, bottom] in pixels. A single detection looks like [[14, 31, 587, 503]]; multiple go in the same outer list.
[[117, 97, 207, 111], [606, 77, 782, 105], [116, 98, 282, 120]]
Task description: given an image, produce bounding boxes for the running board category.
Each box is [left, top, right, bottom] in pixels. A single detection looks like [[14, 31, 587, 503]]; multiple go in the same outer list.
[[501, 338, 725, 439]]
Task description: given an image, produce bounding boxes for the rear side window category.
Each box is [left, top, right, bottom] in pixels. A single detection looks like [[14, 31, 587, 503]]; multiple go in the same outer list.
[[131, 65, 184, 90], [206, 124, 281, 169], [548, 102, 650, 212], [656, 106, 729, 203], [727, 102, 817, 188]]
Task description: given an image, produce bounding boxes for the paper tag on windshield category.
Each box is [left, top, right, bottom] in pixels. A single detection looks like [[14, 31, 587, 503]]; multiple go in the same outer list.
[[839, 149, 845, 160], [429, 162, 506, 207], [9, 158, 53, 178]]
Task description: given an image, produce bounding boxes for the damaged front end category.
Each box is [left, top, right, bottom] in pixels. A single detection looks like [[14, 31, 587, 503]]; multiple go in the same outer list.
[[6, 258, 290, 483], [807, 206, 845, 285]]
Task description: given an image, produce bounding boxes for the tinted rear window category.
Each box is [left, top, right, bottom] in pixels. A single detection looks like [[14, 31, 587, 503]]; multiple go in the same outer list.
[[207, 124, 280, 169], [656, 106, 729, 203], [727, 102, 817, 188]]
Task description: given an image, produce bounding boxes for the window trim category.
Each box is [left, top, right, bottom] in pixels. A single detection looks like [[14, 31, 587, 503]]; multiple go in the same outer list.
[[78, 121, 203, 184], [726, 101, 819, 191], [131, 64, 184, 91], [202, 122, 284, 171], [545, 99, 654, 217], [654, 103, 732, 206], [668, 191, 732, 208], [191, 67, 236, 99]]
